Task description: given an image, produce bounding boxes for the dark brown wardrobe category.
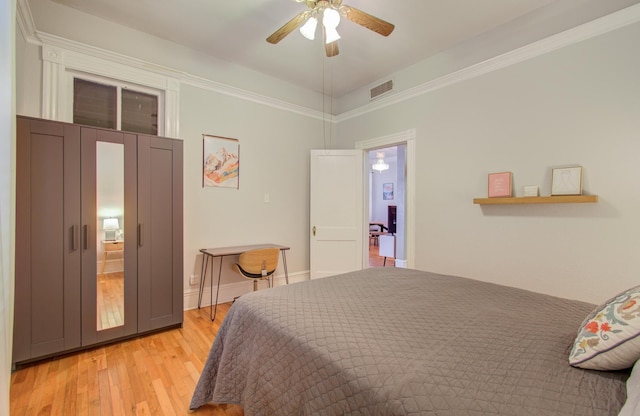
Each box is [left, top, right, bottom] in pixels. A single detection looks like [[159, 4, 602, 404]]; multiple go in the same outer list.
[[13, 116, 183, 367]]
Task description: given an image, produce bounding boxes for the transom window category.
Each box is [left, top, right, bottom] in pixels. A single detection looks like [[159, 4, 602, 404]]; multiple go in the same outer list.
[[73, 77, 162, 136]]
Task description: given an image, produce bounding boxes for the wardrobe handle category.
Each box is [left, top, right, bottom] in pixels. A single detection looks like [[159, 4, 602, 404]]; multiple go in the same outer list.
[[72, 225, 78, 251], [138, 223, 143, 247], [83, 224, 89, 250]]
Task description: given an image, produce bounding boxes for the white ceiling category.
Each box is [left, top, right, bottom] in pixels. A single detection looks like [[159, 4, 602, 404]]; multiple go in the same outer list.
[[46, 0, 565, 98]]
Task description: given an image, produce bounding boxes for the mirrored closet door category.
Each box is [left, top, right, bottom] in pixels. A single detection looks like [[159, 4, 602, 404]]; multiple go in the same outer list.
[[81, 128, 138, 345]]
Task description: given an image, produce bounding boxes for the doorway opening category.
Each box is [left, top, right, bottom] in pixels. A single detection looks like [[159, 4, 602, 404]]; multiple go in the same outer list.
[[367, 145, 405, 267], [356, 128, 415, 270]]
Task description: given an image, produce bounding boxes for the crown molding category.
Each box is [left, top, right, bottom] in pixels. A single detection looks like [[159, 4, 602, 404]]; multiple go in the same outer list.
[[16, 0, 37, 44], [35, 33, 327, 121], [181, 74, 326, 121], [336, 3, 640, 122], [17, 1, 640, 122]]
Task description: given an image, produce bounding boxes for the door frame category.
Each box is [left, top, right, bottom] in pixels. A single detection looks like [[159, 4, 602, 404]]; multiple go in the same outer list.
[[356, 129, 416, 269]]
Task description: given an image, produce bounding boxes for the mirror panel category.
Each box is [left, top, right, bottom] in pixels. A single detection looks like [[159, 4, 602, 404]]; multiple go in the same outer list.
[[96, 141, 125, 331]]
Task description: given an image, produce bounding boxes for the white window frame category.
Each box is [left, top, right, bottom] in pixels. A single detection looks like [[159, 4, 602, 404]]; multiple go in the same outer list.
[[41, 43, 180, 138]]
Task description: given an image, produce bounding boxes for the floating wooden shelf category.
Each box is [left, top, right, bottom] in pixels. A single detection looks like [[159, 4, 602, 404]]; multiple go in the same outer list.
[[473, 195, 598, 205]]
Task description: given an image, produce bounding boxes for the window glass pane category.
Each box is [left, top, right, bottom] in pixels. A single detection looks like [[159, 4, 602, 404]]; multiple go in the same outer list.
[[73, 79, 116, 129], [121, 89, 158, 135]]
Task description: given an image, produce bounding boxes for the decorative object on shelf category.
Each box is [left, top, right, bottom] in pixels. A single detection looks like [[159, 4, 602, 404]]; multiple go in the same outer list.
[[523, 185, 539, 197], [103, 217, 119, 241], [488, 171, 512, 197], [383, 182, 394, 200], [203, 135, 240, 189], [551, 166, 582, 196], [372, 152, 389, 172]]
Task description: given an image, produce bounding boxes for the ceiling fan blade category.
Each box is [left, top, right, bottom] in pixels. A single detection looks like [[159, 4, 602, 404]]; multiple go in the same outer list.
[[266, 10, 312, 44], [325, 41, 339, 57], [341, 5, 394, 37]]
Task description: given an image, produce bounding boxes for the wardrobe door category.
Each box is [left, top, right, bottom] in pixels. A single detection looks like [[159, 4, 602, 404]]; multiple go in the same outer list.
[[13, 117, 81, 365], [137, 135, 183, 332], [80, 127, 138, 346]]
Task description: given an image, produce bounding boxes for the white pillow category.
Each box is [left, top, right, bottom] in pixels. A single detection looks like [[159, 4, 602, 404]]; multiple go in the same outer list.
[[569, 285, 640, 370], [618, 360, 640, 416]]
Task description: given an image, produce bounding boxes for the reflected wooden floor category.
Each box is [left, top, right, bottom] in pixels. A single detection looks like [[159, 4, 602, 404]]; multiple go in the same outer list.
[[369, 240, 395, 267], [97, 271, 124, 331], [10, 303, 244, 416]]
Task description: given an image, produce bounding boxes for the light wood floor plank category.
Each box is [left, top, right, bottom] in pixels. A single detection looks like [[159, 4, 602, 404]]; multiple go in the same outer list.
[[9, 246, 390, 415], [10, 304, 244, 415]]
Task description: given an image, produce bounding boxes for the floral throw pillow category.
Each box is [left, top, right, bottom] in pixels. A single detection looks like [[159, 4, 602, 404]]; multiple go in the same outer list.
[[569, 285, 640, 370]]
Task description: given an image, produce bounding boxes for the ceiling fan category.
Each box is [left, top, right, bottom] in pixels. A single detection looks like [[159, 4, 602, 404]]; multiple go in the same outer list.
[[266, 0, 394, 57]]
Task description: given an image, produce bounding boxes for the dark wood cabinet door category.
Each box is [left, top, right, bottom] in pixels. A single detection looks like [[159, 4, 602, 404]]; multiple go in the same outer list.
[[14, 117, 183, 366], [14, 117, 82, 364], [137, 135, 183, 332]]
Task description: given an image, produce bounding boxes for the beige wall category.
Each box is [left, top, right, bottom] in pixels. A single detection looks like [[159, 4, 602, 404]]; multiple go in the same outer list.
[[337, 22, 640, 303], [14, 55, 324, 307], [179, 83, 323, 298], [14, 1, 640, 307]]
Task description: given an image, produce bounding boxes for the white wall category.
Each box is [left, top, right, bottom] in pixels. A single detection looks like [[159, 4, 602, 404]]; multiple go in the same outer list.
[[179, 83, 323, 305], [1, 0, 15, 412], [14, 1, 640, 310], [337, 22, 640, 304], [370, 165, 397, 224], [15, 4, 326, 308]]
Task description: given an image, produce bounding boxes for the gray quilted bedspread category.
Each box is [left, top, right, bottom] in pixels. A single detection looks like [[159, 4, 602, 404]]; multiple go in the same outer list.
[[190, 268, 628, 415]]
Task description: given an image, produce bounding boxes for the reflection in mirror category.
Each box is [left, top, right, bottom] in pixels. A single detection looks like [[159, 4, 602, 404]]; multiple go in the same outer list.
[[96, 141, 125, 331]]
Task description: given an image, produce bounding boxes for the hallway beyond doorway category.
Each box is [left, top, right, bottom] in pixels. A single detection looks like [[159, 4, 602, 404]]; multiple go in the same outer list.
[[369, 240, 395, 267]]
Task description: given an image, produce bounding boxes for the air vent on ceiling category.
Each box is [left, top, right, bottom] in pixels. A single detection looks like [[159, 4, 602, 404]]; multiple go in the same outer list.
[[370, 79, 394, 101]]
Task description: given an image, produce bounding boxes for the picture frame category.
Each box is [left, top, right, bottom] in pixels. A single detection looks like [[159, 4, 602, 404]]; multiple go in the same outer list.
[[551, 166, 582, 195], [203, 135, 240, 189], [488, 172, 512, 197], [383, 183, 394, 200]]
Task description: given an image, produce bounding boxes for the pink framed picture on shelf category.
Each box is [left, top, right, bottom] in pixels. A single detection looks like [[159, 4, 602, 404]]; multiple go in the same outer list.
[[488, 172, 512, 197]]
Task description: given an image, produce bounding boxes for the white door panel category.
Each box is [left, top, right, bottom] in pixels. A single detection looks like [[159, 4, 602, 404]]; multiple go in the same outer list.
[[310, 150, 363, 279]]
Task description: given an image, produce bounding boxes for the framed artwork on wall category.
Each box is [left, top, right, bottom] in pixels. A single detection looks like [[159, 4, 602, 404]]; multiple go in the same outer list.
[[383, 183, 394, 200], [203, 135, 240, 189], [488, 172, 512, 197], [551, 166, 582, 195]]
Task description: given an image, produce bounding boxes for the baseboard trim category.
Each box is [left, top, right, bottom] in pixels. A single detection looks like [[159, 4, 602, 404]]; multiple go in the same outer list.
[[183, 270, 310, 310], [395, 259, 408, 268]]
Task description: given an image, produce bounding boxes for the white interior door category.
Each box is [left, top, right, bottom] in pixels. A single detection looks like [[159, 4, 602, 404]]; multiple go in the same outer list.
[[310, 149, 364, 279]]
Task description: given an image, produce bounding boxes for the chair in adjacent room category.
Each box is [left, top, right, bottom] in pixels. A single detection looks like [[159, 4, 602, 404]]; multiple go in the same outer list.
[[234, 247, 280, 291]]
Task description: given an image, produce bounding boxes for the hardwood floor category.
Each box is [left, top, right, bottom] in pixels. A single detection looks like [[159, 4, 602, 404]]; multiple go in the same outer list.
[[369, 240, 395, 267], [10, 304, 244, 416], [11, 246, 392, 415]]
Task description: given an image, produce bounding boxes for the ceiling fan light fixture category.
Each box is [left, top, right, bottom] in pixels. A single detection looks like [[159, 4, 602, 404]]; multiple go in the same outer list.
[[324, 27, 341, 44], [322, 7, 341, 44], [300, 16, 318, 40]]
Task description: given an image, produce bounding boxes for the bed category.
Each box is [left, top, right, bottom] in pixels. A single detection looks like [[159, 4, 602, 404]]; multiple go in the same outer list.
[[190, 267, 633, 415]]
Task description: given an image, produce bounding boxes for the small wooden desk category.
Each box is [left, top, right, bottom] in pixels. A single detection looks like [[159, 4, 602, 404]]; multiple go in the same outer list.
[[198, 244, 290, 321], [101, 240, 124, 275]]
